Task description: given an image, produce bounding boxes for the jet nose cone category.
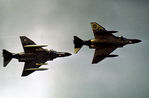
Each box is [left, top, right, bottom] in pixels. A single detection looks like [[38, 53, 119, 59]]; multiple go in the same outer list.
[[129, 39, 141, 44], [132, 39, 141, 43], [136, 39, 141, 43], [65, 52, 72, 56]]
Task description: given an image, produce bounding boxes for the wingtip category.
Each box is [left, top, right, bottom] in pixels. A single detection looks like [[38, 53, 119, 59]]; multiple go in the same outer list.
[[20, 36, 26, 38], [92, 62, 97, 64], [90, 22, 96, 24]]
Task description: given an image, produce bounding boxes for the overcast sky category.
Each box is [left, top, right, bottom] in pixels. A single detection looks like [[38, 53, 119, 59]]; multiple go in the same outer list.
[[0, 0, 149, 98]]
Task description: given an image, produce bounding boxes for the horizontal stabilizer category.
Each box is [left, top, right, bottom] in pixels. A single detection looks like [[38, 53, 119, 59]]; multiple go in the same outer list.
[[24, 45, 48, 48]]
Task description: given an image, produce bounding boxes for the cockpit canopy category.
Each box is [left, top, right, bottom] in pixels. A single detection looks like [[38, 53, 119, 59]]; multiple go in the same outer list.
[[119, 36, 127, 40], [49, 49, 57, 54]]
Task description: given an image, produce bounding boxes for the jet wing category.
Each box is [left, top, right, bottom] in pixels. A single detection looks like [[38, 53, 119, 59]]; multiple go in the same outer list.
[[90, 22, 114, 39], [92, 46, 117, 64], [21, 60, 47, 76], [91, 22, 106, 32], [20, 36, 46, 53]]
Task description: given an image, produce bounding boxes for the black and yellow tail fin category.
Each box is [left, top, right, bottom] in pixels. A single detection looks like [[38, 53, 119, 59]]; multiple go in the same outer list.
[[2, 49, 13, 67], [73, 36, 84, 54]]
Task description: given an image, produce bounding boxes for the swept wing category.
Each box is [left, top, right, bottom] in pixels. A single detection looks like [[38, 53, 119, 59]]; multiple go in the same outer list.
[[90, 22, 118, 64], [20, 36, 49, 76], [20, 36, 47, 53], [92, 46, 117, 64], [21, 59, 48, 76], [90, 22, 116, 39]]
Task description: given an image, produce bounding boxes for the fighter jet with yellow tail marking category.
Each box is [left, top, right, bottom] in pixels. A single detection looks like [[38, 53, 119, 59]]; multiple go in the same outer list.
[[73, 22, 141, 64]]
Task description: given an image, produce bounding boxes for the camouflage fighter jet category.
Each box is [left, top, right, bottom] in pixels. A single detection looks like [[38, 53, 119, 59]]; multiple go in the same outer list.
[[73, 22, 141, 64], [3, 36, 71, 76]]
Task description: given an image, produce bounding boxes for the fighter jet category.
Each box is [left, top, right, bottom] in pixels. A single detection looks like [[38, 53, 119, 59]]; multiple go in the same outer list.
[[73, 22, 141, 64], [3, 36, 71, 76]]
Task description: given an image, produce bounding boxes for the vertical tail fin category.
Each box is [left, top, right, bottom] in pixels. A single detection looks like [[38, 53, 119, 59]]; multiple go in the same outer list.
[[73, 36, 84, 54], [2, 49, 13, 67]]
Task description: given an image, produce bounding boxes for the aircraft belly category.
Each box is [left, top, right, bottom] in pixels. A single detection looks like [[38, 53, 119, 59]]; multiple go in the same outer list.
[[18, 53, 38, 62], [18, 57, 34, 62], [91, 40, 118, 46]]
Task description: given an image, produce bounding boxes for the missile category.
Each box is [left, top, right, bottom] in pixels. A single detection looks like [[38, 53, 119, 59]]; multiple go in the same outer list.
[[97, 31, 118, 34], [24, 45, 48, 48], [35, 63, 48, 65], [25, 68, 48, 71], [97, 54, 118, 58]]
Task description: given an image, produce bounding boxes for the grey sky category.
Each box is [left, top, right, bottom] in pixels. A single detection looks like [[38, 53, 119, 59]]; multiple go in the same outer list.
[[0, 0, 149, 98]]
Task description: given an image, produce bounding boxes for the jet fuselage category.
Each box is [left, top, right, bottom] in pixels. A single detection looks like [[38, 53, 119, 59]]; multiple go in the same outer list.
[[83, 36, 141, 48], [73, 22, 141, 64], [12, 50, 71, 62]]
